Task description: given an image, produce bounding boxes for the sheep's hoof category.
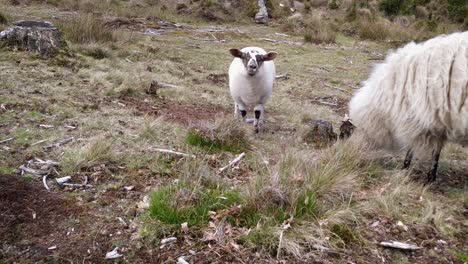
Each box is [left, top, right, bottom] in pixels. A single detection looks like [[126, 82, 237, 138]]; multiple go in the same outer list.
[[255, 128, 259, 133]]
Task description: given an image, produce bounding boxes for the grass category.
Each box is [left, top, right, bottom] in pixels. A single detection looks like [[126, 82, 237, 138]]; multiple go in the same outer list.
[[0, 11, 8, 25], [60, 138, 115, 174], [149, 183, 242, 226], [186, 117, 249, 153], [58, 14, 114, 44], [454, 251, 468, 262], [75, 44, 111, 59], [303, 17, 337, 44], [1, 2, 466, 262]]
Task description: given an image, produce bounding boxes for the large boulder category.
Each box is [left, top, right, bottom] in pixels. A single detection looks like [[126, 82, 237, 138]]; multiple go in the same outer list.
[[0, 20, 67, 56]]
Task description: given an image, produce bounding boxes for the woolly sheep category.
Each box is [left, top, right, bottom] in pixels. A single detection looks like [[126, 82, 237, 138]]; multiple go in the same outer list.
[[349, 31, 468, 182], [228, 47, 277, 133]]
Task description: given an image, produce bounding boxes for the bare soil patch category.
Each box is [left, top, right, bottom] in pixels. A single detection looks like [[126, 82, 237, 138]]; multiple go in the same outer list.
[[125, 97, 229, 126]]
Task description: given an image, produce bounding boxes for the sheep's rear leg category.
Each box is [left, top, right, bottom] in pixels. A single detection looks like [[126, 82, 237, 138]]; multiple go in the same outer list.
[[403, 149, 413, 169], [426, 146, 442, 184], [253, 104, 264, 133], [234, 103, 247, 122]]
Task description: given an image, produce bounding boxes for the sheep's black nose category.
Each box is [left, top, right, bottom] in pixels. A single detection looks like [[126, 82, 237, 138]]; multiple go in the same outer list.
[[249, 65, 257, 69]]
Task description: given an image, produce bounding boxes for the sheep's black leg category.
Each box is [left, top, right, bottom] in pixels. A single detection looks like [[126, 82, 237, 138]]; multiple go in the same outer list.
[[241, 110, 247, 118], [254, 110, 261, 133], [426, 147, 442, 184], [403, 149, 413, 169]]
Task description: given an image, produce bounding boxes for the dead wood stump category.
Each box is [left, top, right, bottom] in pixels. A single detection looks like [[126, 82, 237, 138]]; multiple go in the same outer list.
[[0, 20, 67, 56], [303, 119, 337, 148]]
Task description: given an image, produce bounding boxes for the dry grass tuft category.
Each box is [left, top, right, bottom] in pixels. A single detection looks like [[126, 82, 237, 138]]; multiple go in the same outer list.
[[58, 14, 115, 44], [60, 138, 115, 174], [186, 116, 249, 153], [303, 17, 337, 44], [75, 44, 111, 59]]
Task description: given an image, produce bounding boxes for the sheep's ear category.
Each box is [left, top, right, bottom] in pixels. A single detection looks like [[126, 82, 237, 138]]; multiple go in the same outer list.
[[262, 52, 277, 61], [230, 48, 243, 58]]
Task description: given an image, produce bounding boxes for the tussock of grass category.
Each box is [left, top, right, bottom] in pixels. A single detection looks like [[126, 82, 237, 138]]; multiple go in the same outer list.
[[304, 17, 337, 44], [357, 18, 418, 42], [59, 14, 114, 44], [60, 138, 115, 174], [186, 117, 249, 153], [149, 183, 241, 226], [76, 44, 110, 59]]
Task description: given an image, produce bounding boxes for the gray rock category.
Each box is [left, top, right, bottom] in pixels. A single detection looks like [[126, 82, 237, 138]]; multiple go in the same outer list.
[[303, 119, 337, 148], [255, 0, 269, 24], [0, 20, 67, 56]]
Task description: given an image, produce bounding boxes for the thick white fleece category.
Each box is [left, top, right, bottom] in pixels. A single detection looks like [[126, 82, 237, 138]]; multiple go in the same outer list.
[[349, 31, 468, 156]]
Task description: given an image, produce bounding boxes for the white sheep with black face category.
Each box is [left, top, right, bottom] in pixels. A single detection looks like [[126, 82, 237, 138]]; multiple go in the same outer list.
[[349, 31, 468, 183], [228, 47, 277, 133]]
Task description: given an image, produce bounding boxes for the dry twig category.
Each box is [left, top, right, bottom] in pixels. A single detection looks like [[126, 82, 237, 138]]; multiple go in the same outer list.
[[218, 153, 246, 174], [0, 137, 14, 144], [43, 137, 74, 150], [379, 241, 422, 250], [323, 84, 353, 95], [151, 148, 195, 158]]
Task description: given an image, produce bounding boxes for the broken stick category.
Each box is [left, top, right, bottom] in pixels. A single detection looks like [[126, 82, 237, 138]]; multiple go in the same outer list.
[[0, 137, 14, 144], [19, 165, 48, 176], [218, 152, 246, 173], [152, 148, 196, 158], [43, 137, 74, 150], [379, 241, 421, 250], [323, 84, 353, 95], [147, 80, 179, 95], [275, 74, 290, 80]]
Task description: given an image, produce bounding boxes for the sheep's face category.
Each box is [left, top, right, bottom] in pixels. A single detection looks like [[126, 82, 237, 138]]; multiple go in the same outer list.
[[230, 48, 277, 76]]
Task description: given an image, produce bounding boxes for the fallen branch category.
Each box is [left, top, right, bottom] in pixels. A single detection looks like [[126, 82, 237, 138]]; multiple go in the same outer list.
[[39, 124, 54, 129], [43, 137, 74, 150], [19, 165, 48, 176], [62, 183, 94, 188], [151, 148, 196, 158], [218, 152, 246, 174], [324, 84, 353, 95], [311, 100, 338, 107], [42, 174, 50, 191], [0, 137, 14, 144], [34, 158, 60, 166], [275, 74, 290, 80], [147, 80, 179, 95], [259, 38, 302, 46], [189, 37, 225, 42], [379, 241, 422, 250], [275, 32, 289, 37], [31, 139, 49, 146], [56, 176, 72, 185], [64, 125, 77, 130]]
